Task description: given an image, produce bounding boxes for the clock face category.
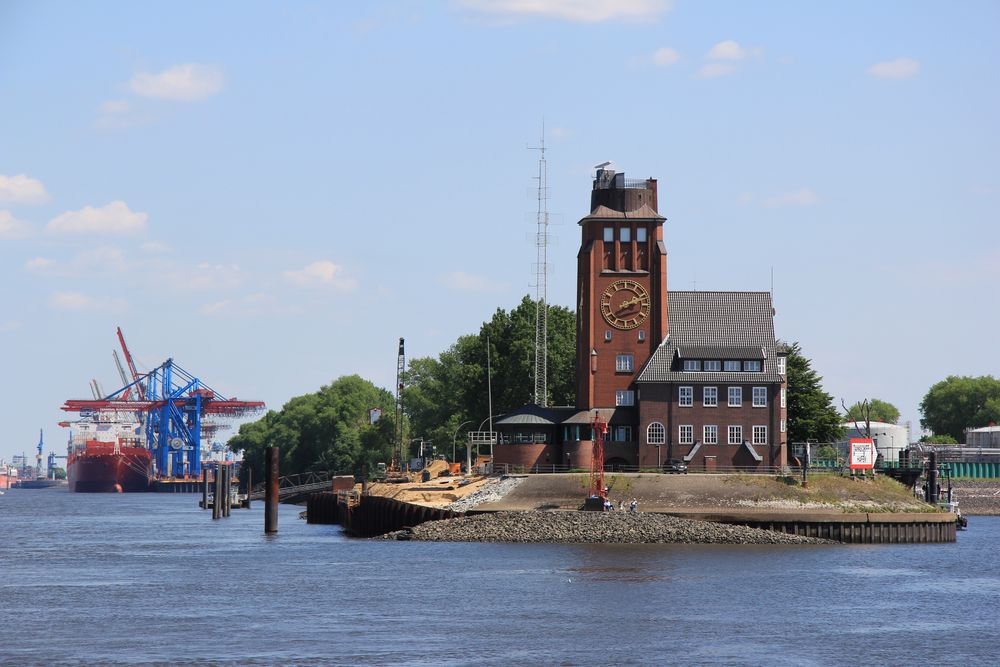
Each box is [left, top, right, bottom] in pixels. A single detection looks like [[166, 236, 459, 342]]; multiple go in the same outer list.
[[600, 279, 650, 330]]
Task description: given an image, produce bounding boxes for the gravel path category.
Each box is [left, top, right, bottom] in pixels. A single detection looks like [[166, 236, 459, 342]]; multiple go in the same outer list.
[[382, 510, 832, 545], [445, 476, 526, 512]]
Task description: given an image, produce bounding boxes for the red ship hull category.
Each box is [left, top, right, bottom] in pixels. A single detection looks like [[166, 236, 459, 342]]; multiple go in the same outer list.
[[67, 444, 151, 493]]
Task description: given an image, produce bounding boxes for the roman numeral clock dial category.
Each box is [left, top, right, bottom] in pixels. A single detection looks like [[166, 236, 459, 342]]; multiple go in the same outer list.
[[600, 279, 650, 330]]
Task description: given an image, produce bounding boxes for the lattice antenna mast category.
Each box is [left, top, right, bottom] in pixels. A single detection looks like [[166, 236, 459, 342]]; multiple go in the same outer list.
[[393, 337, 405, 471], [529, 125, 549, 406]]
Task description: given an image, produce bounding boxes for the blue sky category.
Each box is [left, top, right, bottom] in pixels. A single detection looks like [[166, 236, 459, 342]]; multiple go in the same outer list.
[[2, 0, 998, 463]]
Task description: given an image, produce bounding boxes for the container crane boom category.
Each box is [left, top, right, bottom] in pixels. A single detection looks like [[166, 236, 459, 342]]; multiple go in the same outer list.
[[116, 326, 145, 400]]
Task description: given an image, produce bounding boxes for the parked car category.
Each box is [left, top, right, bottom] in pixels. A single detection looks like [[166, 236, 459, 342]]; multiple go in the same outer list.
[[666, 459, 688, 474]]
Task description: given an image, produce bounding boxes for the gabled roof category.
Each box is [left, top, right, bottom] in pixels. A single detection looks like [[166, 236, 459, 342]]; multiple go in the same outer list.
[[637, 291, 782, 383]]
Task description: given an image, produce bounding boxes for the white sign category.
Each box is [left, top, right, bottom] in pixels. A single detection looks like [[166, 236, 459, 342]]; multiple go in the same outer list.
[[850, 438, 875, 470]]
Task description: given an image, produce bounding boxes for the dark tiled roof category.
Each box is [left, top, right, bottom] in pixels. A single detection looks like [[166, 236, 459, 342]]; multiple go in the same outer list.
[[637, 291, 782, 383], [579, 203, 665, 222], [676, 345, 764, 359], [562, 407, 637, 425], [495, 404, 577, 426]]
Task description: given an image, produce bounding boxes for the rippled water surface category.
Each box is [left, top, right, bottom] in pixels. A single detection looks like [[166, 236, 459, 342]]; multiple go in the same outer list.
[[2, 490, 998, 666]]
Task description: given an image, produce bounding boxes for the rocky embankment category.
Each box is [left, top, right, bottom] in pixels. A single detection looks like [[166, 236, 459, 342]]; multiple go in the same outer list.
[[952, 481, 1000, 515], [382, 510, 832, 545], [445, 476, 525, 512]]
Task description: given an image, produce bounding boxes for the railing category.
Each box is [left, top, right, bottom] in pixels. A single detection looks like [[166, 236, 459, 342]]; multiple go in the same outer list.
[[248, 470, 336, 500], [491, 463, 799, 476]]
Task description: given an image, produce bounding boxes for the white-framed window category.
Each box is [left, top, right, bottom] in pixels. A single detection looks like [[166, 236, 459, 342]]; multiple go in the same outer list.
[[620, 227, 631, 243], [616, 354, 634, 372], [728, 386, 742, 407], [724, 360, 741, 372], [637, 330, 646, 342], [612, 426, 632, 442], [679, 425, 694, 445], [679, 386, 693, 407], [703, 386, 718, 407], [636, 227, 647, 242], [603, 227, 614, 243], [752, 387, 767, 407], [777, 356, 786, 375], [780, 388, 786, 409], [704, 424, 718, 445], [615, 390, 635, 406], [605, 330, 612, 342], [728, 425, 743, 445], [780, 419, 787, 433], [704, 360, 721, 372], [647, 421, 665, 445], [745, 360, 762, 372], [753, 425, 767, 445], [683, 359, 701, 371]]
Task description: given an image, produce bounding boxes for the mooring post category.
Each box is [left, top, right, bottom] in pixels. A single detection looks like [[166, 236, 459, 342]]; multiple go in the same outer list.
[[201, 468, 208, 509], [223, 465, 231, 517], [265, 446, 279, 534], [928, 452, 938, 504], [244, 467, 252, 509], [213, 465, 222, 520]]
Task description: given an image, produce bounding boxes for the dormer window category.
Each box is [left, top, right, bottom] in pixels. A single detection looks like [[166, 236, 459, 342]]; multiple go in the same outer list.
[[745, 360, 762, 372], [724, 360, 740, 372], [683, 359, 701, 371], [704, 360, 721, 372]]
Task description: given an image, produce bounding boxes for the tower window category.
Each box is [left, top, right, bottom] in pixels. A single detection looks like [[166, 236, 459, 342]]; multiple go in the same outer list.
[[615, 390, 635, 406], [603, 227, 614, 242], [604, 330, 612, 342], [638, 330, 646, 342], [620, 227, 631, 243], [637, 227, 647, 243], [616, 354, 634, 372], [777, 356, 786, 375]]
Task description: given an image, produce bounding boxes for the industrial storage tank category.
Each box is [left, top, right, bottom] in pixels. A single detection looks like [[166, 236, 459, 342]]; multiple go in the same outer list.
[[840, 421, 909, 464], [965, 425, 1000, 448]]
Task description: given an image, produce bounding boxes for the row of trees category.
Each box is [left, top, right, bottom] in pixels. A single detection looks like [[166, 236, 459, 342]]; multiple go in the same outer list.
[[228, 293, 997, 479]]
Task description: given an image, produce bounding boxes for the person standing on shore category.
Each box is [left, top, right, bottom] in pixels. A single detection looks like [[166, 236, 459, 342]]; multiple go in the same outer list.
[[630, 498, 638, 513]]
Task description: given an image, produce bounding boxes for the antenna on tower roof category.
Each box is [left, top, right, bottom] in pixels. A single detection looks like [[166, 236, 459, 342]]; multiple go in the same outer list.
[[529, 122, 549, 407]]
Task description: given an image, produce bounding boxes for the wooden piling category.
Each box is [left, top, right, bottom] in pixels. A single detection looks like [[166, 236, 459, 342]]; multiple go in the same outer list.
[[244, 467, 252, 509], [222, 465, 231, 517], [201, 468, 208, 509], [265, 446, 279, 534], [212, 465, 222, 520]]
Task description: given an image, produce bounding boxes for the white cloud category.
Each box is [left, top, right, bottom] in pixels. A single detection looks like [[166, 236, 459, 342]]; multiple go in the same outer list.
[[651, 47, 680, 66], [25, 257, 56, 272], [456, 0, 671, 23], [696, 62, 737, 78], [441, 270, 509, 293], [47, 201, 148, 236], [867, 57, 920, 79], [283, 260, 358, 290], [167, 262, 245, 291], [0, 174, 48, 204], [74, 246, 128, 272], [763, 187, 820, 208], [707, 40, 748, 61], [0, 210, 32, 239], [48, 291, 127, 312], [129, 64, 225, 101]]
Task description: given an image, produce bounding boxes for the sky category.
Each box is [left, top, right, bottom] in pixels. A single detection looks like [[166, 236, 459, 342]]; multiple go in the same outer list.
[[1, 0, 998, 463]]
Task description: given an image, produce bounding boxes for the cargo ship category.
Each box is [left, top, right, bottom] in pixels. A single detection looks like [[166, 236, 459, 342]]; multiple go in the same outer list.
[[67, 420, 151, 492]]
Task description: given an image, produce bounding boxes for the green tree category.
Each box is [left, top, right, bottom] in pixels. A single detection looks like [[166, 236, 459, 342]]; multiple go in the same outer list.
[[919, 433, 959, 445], [229, 375, 396, 481], [403, 296, 576, 459], [785, 341, 844, 443], [920, 375, 1000, 442], [844, 398, 900, 425]]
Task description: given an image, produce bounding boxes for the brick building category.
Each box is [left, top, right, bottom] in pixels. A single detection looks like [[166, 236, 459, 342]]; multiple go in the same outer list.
[[493, 166, 788, 471]]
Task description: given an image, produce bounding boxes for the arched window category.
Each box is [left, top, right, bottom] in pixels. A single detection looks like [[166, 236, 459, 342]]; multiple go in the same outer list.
[[647, 421, 665, 445]]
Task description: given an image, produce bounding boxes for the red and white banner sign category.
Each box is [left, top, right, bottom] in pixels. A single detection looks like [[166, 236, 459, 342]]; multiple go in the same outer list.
[[849, 438, 875, 470]]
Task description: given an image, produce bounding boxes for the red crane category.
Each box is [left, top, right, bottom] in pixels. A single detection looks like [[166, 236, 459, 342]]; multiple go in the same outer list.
[[589, 412, 608, 501]]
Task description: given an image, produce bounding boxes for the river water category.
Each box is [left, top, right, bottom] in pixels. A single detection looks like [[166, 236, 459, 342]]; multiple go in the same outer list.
[[1, 489, 998, 666]]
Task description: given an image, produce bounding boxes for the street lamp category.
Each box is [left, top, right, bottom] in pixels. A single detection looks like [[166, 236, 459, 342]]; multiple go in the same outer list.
[[452, 420, 472, 464]]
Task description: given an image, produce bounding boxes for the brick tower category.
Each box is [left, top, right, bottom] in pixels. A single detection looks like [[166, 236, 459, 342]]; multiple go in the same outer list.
[[575, 166, 667, 413]]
